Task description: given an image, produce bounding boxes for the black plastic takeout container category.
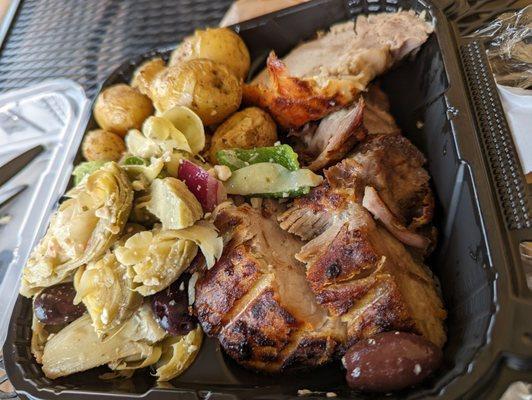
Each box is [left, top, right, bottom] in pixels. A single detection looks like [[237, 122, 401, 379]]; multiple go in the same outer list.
[[4, 0, 532, 399]]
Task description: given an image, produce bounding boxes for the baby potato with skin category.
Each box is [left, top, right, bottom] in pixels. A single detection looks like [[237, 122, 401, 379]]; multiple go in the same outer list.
[[170, 27, 250, 80], [131, 57, 166, 96], [82, 129, 126, 162], [94, 84, 154, 137], [151, 59, 242, 126], [209, 107, 277, 163]]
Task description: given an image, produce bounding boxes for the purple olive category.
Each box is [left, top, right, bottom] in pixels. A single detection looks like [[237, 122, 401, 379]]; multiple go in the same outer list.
[[150, 274, 197, 335], [343, 331, 442, 392], [34, 283, 86, 325]]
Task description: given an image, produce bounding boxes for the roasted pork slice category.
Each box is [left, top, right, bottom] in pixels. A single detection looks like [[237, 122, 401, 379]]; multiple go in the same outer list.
[[243, 52, 360, 129], [290, 98, 366, 171], [194, 203, 345, 372], [296, 206, 446, 348], [280, 134, 434, 249], [362, 84, 400, 136], [244, 11, 433, 128]]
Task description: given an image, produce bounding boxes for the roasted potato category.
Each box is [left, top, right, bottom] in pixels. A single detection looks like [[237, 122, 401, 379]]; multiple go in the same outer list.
[[209, 107, 277, 163], [151, 59, 242, 126], [82, 129, 126, 162], [94, 84, 154, 137], [170, 28, 250, 80], [131, 58, 166, 96]]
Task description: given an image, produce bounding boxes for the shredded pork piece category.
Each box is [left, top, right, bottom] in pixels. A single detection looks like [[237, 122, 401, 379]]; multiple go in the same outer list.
[[245, 11, 433, 128], [290, 98, 366, 171]]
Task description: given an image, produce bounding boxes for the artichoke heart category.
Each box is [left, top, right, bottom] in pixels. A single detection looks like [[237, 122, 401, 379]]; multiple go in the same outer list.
[[74, 252, 142, 338], [156, 325, 203, 381], [20, 162, 133, 297], [122, 155, 164, 191], [171, 221, 223, 269], [160, 106, 205, 154], [115, 229, 198, 296], [130, 192, 157, 225], [125, 116, 193, 160], [143, 116, 192, 155], [41, 304, 166, 379], [125, 129, 161, 159], [147, 178, 203, 230]]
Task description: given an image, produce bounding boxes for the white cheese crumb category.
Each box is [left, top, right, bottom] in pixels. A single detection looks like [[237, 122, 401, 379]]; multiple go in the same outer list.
[[297, 389, 312, 396], [214, 165, 232, 181], [367, 338, 376, 345], [144, 277, 160, 286], [414, 364, 422, 375], [274, 141, 281, 146], [179, 282, 185, 291], [416, 120, 424, 129], [352, 367, 361, 378], [395, 331, 400, 335], [326, 393, 337, 398]]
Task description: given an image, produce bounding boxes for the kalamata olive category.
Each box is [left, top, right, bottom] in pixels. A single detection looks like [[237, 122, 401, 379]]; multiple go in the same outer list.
[[150, 274, 197, 335], [34, 283, 86, 325], [343, 331, 442, 392]]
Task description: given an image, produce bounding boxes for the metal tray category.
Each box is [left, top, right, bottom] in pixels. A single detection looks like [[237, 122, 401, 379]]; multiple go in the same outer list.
[[3, 0, 532, 399]]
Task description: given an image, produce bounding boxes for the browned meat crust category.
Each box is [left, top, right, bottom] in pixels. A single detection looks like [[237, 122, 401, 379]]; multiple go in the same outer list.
[[244, 12, 433, 129], [290, 98, 367, 171], [297, 209, 446, 348], [195, 204, 345, 372], [362, 84, 400, 136], [243, 53, 357, 129], [281, 135, 435, 249], [278, 134, 446, 349]]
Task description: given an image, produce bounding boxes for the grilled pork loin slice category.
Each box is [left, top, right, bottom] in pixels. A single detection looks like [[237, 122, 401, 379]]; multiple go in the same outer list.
[[297, 204, 446, 348], [278, 135, 446, 348], [194, 203, 345, 372], [281, 134, 435, 250], [244, 11, 433, 128]]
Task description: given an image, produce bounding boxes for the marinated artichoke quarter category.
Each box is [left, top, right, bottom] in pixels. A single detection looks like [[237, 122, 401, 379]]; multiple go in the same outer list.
[[146, 177, 203, 230], [20, 162, 133, 297], [156, 326, 203, 381], [41, 304, 166, 379], [74, 252, 142, 338], [114, 228, 198, 296]]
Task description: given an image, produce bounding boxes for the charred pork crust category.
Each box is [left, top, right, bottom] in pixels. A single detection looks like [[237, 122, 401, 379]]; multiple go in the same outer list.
[[195, 204, 346, 372]]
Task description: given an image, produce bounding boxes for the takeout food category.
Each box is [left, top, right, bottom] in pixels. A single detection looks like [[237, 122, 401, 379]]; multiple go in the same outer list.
[[81, 129, 126, 162], [170, 27, 251, 80], [94, 84, 154, 137], [151, 58, 242, 125], [20, 11, 446, 392], [209, 107, 278, 163]]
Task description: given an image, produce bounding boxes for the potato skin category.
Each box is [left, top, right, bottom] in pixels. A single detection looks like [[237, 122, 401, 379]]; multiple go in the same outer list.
[[151, 59, 242, 126], [82, 129, 126, 162], [209, 107, 277, 163], [170, 28, 250, 80], [131, 58, 166, 96], [94, 84, 154, 137]]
